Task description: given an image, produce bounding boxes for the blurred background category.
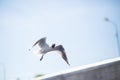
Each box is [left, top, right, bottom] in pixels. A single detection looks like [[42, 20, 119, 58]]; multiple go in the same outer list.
[[0, 0, 120, 80]]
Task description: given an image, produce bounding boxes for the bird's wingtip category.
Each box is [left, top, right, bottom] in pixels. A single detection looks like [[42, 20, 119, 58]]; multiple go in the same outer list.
[[68, 63, 70, 66], [43, 37, 46, 39]]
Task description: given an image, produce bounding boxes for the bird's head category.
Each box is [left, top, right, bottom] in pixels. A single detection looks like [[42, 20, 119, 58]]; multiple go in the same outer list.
[[51, 44, 56, 48]]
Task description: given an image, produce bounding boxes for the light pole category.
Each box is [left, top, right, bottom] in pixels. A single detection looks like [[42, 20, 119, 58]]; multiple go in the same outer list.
[[0, 63, 6, 80], [105, 17, 120, 56]]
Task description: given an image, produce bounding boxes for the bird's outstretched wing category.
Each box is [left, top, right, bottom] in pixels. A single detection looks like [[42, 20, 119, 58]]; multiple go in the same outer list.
[[53, 45, 70, 66], [32, 37, 49, 48]]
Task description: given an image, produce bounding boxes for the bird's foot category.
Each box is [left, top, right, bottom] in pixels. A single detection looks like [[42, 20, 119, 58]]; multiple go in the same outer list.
[[40, 58, 42, 61]]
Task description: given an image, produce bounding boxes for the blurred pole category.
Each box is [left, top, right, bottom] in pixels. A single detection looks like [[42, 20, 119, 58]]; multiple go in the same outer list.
[[0, 63, 6, 80], [105, 17, 120, 56], [16, 77, 20, 80]]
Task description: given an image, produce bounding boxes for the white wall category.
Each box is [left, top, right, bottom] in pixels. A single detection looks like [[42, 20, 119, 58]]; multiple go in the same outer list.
[[35, 57, 120, 80]]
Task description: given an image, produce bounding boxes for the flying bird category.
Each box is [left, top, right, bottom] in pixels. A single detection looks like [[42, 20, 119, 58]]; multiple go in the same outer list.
[[32, 37, 70, 66]]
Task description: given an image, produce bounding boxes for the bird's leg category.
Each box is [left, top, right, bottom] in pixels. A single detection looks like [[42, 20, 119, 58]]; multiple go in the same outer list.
[[40, 54, 44, 61]]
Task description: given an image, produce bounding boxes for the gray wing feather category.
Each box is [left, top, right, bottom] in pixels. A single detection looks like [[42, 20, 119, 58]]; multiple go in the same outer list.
[[32, 37, 47, 48], [54, 45, 70, 65]]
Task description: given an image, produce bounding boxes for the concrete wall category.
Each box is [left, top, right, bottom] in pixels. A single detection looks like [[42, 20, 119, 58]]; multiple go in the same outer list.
[[35, 57, 120, 80]]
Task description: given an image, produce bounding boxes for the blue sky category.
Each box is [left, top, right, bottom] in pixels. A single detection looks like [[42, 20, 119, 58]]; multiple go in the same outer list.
[[0, 0, 120, 80]]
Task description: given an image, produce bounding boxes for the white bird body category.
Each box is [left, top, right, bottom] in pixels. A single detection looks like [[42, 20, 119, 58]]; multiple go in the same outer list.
[[32, 37, 70, 66], [40, 47, 52, 53]]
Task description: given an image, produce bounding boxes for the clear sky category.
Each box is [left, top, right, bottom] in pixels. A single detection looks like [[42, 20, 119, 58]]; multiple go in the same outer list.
[[0, 0, 120, 80]]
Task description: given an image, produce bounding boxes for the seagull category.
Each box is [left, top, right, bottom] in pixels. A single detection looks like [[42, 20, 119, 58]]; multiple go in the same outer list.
[[32, 37, 70, 66]]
